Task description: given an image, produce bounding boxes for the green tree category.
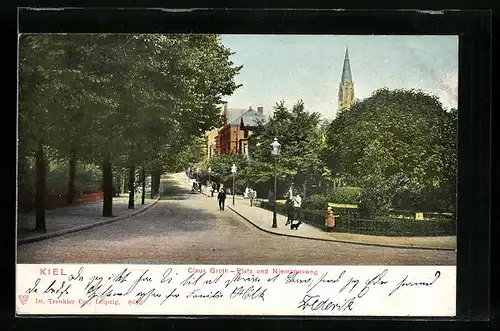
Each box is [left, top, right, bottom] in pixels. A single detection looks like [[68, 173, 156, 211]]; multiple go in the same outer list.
[[18, 34, 92, 230], [323, 88, 457, 216], [164, 135, 207, 174], [203, 154, 249, 191], [18, 33, 242, 230], [247, 100, 323, 198]]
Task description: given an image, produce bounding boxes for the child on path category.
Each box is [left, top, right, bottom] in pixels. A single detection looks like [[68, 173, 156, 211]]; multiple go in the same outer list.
[[325, 206, 336, 232]]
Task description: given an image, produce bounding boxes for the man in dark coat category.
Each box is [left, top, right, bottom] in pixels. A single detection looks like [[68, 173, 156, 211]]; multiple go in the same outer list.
[[217, 189, 227, 210], [285, 197, 294, 226]]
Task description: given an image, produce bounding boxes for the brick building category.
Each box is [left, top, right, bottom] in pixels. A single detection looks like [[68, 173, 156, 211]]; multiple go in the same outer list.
[[205, 103, 265, 159]]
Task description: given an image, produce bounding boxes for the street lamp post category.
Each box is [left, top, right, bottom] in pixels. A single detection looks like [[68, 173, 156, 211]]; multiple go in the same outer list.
[[208, 167, 212, 197], [231, 164, 237, 205], [196, 167, 201, 192], [208, 166, 212, 185], [270, 138, 281, 228]]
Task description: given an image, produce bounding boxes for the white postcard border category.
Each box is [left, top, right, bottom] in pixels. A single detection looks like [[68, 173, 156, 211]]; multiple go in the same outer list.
[[16, 264, 456, 316]]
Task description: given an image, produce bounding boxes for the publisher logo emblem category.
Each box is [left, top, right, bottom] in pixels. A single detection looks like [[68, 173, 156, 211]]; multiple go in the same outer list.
[[18, 295, 29, 305]]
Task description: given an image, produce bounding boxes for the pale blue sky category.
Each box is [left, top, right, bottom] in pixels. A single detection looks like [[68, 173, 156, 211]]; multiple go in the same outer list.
[[220, 35, 458, 120]]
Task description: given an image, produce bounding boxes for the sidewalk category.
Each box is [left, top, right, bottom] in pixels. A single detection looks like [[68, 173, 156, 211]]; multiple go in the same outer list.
[[228, 199, 456, 251], [176, 174, 456, 251], [17, 194, 159, 245]]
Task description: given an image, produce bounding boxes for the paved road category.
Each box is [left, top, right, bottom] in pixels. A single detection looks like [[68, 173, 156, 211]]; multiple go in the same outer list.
[[17, 177, 456, 265]]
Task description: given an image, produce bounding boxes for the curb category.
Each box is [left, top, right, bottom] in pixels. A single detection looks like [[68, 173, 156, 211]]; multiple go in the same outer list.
[[17, 197, 160, 245], [227, 206, 456, 252]]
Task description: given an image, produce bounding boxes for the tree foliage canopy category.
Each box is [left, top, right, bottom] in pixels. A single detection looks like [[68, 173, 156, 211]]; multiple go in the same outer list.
[[245, 100, 324, 196], [18, 33, 242, 223], [322, 88, 457, 214], [19, 33, 242, 169]]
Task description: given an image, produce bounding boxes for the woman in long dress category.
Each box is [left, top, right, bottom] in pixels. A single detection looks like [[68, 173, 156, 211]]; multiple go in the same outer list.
[[325, 206, 336, 232]]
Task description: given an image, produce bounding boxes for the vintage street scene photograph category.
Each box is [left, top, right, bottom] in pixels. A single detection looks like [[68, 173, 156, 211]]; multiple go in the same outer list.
[[17, 34, 457, 265]]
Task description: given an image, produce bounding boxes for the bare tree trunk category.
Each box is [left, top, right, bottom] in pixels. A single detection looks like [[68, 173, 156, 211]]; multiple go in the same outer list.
[[102, 159, 113, 217], [150, 170, 155, 199], [152, 168, 161, 198], [35, 143, 47, 232], [128, 164, 135, 209], [66, 148, 77, 205], [122, 169, 127, 194], [141, 166, 146, 205]]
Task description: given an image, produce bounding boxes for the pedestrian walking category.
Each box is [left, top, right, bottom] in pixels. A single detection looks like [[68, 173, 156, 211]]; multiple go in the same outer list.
[[285, 197, 294, 226], [217, 189, 227, 210], [249, 189, 255, 207], [211, 183, 216, 197], [293, 194, 302, 220], [325, 206, 336, 232], [287, 193, 303, 230]]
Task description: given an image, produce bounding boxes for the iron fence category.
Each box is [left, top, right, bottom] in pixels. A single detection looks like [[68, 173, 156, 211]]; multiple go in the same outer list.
[[259, 201, 456, 237]]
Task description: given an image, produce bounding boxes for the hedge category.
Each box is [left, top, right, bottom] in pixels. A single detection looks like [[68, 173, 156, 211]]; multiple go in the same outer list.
[[259, 201, 456, 237]]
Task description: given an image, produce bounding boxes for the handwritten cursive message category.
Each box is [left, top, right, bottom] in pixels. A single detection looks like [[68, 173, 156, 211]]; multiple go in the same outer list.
[[16, 264, 456, 316]]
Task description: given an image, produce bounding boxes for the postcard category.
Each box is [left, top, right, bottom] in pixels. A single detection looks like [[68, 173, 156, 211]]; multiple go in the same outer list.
[[16, 33, 458, 316]]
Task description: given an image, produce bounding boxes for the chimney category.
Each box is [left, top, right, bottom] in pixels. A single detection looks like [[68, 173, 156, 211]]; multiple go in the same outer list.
[[248, 106, 253, 111], [257, 106, 264, 116]]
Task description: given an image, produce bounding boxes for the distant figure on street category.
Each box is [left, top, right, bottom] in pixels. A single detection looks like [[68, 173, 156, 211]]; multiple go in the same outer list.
[[217, 189, 227, 210], [285, 197, 294, 226], [211, 183, 216, 197], [249, 189, 255, 207], [292, 193, 302, 222]]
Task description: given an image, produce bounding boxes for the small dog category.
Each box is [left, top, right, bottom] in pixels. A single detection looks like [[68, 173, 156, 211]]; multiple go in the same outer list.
[[290, 220, 302, 230]]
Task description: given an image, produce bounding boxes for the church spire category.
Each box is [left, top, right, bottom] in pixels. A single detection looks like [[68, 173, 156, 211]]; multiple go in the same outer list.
[[341, 46, 353, 84], [338, 46, 355, 113]]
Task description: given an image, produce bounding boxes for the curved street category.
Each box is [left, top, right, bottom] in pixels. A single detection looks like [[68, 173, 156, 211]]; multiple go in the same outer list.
[[17, 177, 456, 265]]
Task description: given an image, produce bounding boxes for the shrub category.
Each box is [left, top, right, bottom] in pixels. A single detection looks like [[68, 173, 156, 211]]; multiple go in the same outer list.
[[333, 217, 456, 237], [382, 209, 416, 221], [423, 211, 455, 222], [357, 184, 393, 218], [326, 186, 362, 204], [75, 164, 101, 194], [301, 211, 455, 236], [259, 200, 288, 215], [20, 157, 102, 195], [302, 194, 330, 211]]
